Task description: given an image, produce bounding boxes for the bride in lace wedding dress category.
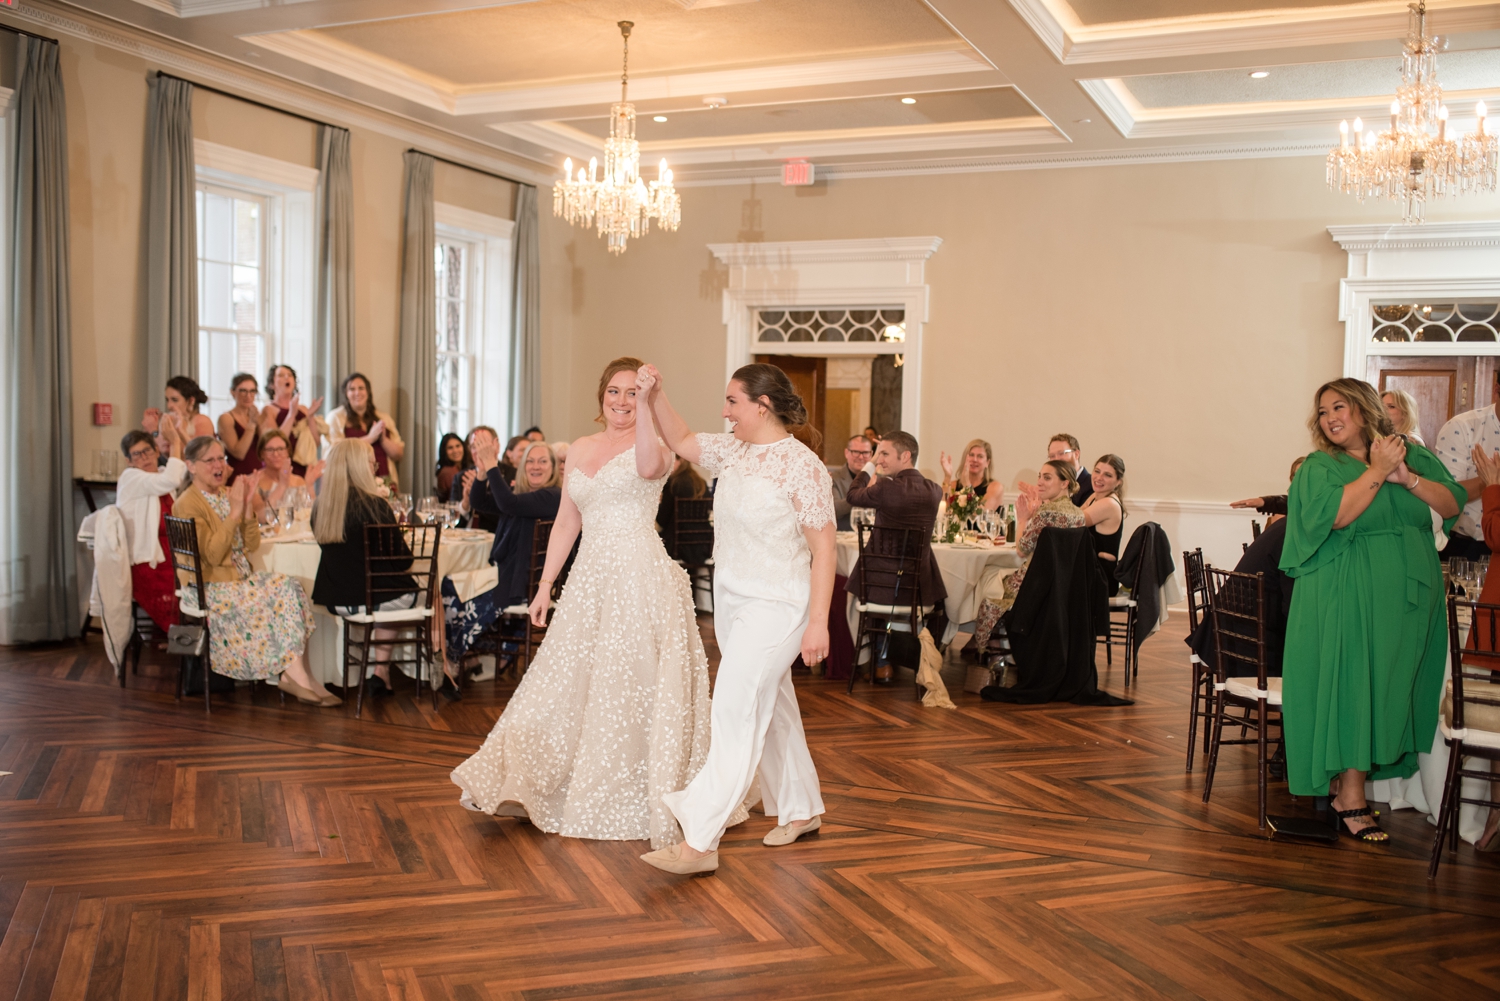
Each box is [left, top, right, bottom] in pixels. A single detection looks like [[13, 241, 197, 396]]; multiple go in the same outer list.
[[450, 358, 713, 849]]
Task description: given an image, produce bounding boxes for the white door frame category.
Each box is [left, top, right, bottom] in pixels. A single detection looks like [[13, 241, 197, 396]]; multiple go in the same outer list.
[[709, 237, 942, 438]]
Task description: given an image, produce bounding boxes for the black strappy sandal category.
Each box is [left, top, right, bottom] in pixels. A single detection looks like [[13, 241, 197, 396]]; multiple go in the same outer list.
[[1329, 806, 1388, 843]]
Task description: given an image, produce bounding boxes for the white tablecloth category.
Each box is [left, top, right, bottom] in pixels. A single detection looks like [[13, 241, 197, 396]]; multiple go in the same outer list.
[[835, 533, 1022, 645], [248, 528, 494, 686]]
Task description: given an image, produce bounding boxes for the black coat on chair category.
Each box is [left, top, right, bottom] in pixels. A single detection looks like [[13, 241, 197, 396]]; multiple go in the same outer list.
[[982, 526, 1132, 706]]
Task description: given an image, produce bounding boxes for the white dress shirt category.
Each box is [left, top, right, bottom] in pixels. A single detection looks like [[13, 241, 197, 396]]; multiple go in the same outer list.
[[1434, 404, 1500, 541], [115, 457, 185, 567]]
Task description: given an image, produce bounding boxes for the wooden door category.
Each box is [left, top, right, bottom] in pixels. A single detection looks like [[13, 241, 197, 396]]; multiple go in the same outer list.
[[1368, 355, 1495, 445], [754, 355, 826, 453]]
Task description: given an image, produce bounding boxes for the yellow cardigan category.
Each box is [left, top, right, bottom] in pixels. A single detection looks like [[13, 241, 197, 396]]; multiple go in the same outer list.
[[173, 485, 261, 584]]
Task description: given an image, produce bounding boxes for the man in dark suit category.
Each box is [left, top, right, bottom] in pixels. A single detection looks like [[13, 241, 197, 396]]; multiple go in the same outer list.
[[844, 431, 947, 681], [828, 434, 875, 531], [1049, 432, 1092, 507]]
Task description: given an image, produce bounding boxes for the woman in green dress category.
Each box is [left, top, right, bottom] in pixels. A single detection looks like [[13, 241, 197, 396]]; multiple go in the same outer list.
[[1281, 378, 1463, 841]]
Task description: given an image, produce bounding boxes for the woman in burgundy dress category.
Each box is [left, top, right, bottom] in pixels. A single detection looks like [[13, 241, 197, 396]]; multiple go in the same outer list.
[[217, 372, 265, 484], [260, 364, 325, 478], [327, 372, 406, 492]]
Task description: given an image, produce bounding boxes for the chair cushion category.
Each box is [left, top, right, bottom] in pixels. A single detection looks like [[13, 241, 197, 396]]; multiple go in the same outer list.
[[343, 608, 432, 624], [1225, 676, 1283, 705], [1108, 595, 1136, 608], [1442, 678, 1500, 746], [854, 602, 935, 616], [503, 599, 552, 616]]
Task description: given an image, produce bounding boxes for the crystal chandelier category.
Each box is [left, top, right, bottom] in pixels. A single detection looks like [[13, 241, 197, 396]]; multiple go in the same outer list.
[[1326, 2, 1496, 223], [552, 21, 681, 254]]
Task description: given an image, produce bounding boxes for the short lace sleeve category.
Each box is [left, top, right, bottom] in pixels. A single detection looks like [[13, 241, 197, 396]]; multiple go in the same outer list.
[[786, 448, 835, 531], [693, 433, 736, 477]]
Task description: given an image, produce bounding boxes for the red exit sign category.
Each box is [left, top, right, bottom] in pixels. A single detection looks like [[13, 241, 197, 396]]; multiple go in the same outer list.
[[0, 2, 15, 8]]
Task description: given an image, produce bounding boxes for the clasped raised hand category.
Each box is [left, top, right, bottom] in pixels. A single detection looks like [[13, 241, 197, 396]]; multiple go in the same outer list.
[[1369, 434, 1407, 479]]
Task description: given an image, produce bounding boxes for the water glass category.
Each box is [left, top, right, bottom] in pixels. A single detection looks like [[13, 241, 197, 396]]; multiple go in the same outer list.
[[1452, 558, 1472, 596]]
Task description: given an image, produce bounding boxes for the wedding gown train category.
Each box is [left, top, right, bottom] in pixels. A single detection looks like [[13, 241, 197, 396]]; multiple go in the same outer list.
[[450, 446, 716, 849]]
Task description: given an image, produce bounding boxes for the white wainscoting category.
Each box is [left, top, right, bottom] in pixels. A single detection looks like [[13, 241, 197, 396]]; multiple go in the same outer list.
[[1123, 497, 1262, 604]]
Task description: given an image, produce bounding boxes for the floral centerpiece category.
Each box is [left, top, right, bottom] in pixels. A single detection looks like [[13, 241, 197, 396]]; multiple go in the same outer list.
[[942, 483, 984, 542]]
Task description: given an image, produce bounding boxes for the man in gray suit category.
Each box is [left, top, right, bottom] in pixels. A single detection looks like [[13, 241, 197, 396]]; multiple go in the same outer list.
[[828, 434, 875, 531]]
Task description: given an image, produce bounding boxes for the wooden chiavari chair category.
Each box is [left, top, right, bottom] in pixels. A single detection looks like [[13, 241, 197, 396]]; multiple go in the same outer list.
[[848, 525, 928, 697], [1201, 566, 1282, 830], [341, 523, 441, 718], [164, 515, 215, 711], [496, 519, 566, 678], [1182, 548, 1214, 771], [672, 496, 715, 611], [1430, 594, 1500, 878]]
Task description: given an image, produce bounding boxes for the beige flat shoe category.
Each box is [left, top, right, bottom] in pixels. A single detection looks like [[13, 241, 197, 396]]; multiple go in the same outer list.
[[763, 815, 821, 847], [316, 690, 343, 707], [278, 676, 327, 706], [640, 843, 718, 874]]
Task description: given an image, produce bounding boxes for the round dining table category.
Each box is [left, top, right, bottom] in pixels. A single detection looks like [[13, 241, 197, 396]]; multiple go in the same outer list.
[[248, 525, 495, 686], [834, 532, 1023, 648]]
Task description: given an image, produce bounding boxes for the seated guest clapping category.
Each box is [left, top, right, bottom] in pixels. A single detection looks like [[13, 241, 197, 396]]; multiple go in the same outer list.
[[844, 432, 946, 680], [442, 438, 564, 675], [1383, 388, 1425, 445], [1281, 378, 1462, 842], [255, 430, 324, 510], [1079, 454, 1126, 595], [451, 426, 503, 531], [311, 438, 423, 701], [973, 460, 1084, 648], [116, 420, 186, 633], [435, 433, 470, 500], [1048, 433, 1091, 506], [939, 439, 1005, 513], [172, 435, 330, 705]]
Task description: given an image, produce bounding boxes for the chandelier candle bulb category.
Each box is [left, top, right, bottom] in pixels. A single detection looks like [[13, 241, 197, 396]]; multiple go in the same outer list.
[[1391, 100, 1400, 132], [1340, 119, 1349, 146], [1438, 105, 1448, 140], [1479, 101, 1488, 136]]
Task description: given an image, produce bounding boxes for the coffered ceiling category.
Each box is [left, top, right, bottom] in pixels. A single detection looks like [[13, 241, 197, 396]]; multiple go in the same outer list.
[[28, 0, 1500, 182]]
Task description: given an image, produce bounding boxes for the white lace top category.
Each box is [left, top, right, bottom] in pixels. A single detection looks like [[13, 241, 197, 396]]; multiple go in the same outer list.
[[695, 433, 834, 601]]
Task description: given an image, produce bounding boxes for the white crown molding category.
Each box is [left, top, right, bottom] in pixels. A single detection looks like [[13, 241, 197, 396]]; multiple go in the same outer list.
[[1329, 221, 1500, 252], [2, 0, 554, 185], [1010, 0, 1500, 64], [194, 137, 320, 190], [435, 201, 515, 240], [1086, 76, 1500, 139], [671, 138, 1330, 186], [124, 0, 301, 15], [243, 32, 992, 116], [709, 237, 943, 266], [499, 116, 1062, 167]]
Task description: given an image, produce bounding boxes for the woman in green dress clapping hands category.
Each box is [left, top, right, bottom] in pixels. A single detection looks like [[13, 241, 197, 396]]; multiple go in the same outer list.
[[1281, 378, 1464, 842]]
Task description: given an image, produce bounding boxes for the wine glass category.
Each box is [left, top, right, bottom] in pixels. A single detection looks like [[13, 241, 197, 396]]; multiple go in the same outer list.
[[1452, 558, 1472, 597], [391, 493, 412, 524]]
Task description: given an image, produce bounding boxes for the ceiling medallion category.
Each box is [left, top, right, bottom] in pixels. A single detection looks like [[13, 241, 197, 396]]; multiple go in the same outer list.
[[553, 21, 681, 254], [1326, 2, 1496, 223]]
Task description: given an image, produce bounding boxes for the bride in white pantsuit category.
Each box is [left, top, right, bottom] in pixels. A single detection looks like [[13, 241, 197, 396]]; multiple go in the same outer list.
[[639, 362, 837, 875]]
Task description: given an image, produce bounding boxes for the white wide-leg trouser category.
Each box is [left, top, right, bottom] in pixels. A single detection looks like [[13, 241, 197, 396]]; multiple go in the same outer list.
[[662, 583, 826, 852]]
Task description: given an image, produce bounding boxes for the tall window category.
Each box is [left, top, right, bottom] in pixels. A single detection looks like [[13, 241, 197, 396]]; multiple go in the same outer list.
[[197, 185, 270, 419], [435, 238, 474, 437]]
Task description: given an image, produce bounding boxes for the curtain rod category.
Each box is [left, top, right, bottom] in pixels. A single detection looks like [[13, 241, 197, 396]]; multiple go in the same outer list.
[[0, 21, 61, 47], [408, 148, 530, 188], [153, 70, 340, 131]]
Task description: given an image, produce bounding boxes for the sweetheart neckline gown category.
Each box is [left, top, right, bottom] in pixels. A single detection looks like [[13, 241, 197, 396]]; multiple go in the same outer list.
[[450, 447, 714, 848]]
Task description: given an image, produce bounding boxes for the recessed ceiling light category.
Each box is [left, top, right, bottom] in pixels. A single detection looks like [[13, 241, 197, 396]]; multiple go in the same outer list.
[[901, 97, 917, 104], [653, 115, 668, 122], [1250, 70, 1270, 79]]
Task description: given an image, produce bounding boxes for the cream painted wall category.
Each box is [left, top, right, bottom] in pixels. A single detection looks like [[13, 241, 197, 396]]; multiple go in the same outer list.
[[540, 159, 1500, 506]]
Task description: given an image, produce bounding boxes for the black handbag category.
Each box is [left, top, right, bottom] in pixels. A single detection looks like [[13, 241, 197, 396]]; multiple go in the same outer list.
[[874, 627, 921, 671]]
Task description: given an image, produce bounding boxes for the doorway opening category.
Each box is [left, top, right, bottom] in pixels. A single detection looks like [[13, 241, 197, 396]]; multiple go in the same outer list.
[[754, 354, 904, 464]]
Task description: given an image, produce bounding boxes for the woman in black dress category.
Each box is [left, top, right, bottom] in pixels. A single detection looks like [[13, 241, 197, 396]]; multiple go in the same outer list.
[[1080, 454, 1126, 596]]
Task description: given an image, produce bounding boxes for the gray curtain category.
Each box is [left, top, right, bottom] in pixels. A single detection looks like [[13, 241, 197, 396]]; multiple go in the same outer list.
[[508, 184, 541, 436], [314, 125, 354, 405], [396, 151, 436, 496], [4, 37, 76, 642], [144, 73, 196, 400]]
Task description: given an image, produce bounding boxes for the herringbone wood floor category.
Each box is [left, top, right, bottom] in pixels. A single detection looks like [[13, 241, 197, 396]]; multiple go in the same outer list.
[[2, 617, 1498, 1000]]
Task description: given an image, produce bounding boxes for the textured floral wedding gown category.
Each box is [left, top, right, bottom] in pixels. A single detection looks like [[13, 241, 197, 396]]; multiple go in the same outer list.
[[451, 447, 712, 849]]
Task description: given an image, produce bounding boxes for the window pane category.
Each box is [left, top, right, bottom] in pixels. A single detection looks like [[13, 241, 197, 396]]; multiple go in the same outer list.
[[232, 264, 259, 331], [201, 261, 232, 329], [436, 355, 459, 411], [234, 199, 259, 265], [202, 191, 233, 262]]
